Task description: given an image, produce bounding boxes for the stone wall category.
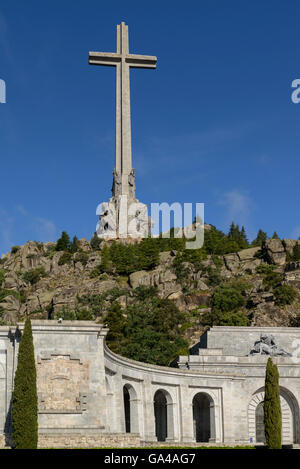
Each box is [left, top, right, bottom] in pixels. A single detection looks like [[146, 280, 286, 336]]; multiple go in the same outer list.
[[37, 433, 140, 448], [205, 326, 300, 356], [0, 321, 299, 447]]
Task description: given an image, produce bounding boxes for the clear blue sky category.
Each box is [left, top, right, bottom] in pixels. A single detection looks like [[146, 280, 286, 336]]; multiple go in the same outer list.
[[0, 0, 300, 255]]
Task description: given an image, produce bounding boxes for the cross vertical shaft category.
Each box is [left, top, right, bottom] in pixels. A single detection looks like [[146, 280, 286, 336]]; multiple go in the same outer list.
[[89, 22, 157, 201], [117, 23, 132, 194]]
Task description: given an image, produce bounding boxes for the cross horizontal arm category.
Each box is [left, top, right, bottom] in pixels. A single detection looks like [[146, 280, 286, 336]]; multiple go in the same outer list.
[[126, 54, 157, 69], [89, 52, 121, 66]]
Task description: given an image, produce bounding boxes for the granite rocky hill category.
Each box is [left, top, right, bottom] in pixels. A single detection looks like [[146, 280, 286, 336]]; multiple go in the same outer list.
[[1, 232, 300, 351]]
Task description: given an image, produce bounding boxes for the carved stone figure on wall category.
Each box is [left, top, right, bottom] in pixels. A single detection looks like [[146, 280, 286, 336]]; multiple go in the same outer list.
[[112, 170, 121, 197], [250, 333, 291, 356], [128, 168, 135, 199]]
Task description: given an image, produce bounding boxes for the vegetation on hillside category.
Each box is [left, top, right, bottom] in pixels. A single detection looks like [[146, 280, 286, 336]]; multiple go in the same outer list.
[[1, 223, 299, 367]]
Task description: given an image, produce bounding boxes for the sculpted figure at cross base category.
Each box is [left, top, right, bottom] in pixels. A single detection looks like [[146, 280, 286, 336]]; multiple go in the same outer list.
[[250, 333, 291, 357], [112, 170, 122, 198]]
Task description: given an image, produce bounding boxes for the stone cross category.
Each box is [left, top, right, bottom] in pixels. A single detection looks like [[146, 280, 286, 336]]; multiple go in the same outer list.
[[89, 22, 157, 200]]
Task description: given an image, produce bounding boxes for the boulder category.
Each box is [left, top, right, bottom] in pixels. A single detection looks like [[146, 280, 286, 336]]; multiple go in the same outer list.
[[283, 239, 297, 255], [223, 253, 240, 273], [37, 291, 54, 309], [264, 239, 286, 265], [157, 281, 182, 299], [196, 279, 209, 291], [0, 295, 20, 323], [2, 272, 27, 290], [240, 258, 261, 274], [159, 251, 174, 265], [53, 287, 78, 312], [129, 271, 151, 289], [77, 238, 92, 252], [237, 247, 260, 261], [25, 294, 41, 312]]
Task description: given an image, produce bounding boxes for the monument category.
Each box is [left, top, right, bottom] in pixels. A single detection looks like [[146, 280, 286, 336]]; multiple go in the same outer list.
[[89, 22, 157, 239]]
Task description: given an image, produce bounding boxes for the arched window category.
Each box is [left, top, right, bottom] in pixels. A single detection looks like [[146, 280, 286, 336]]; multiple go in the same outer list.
[[154, 390, 174, 442], [192, 392, 215, 442], [123, 384, 139, 434], [255, 401, 265, 443], [249, 386, 300, 445], [154, 390, 167, 441], [123, 386, 130, 433]]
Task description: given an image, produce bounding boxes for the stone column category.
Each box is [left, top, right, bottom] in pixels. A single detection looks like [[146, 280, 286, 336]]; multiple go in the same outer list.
[[179, 384, 195, 443], [142, 377, 156, 441]]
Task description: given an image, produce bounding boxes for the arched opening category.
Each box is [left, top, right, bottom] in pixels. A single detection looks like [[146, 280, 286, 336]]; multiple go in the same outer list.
[[154, 390, 174, 442], [249, 386, 300, 444], [154, 390, 167, 441], [123, 384, 139, 434], [255, 401, 265, 443], [123, 386, 130, 433], [192, 392, 215, 442]]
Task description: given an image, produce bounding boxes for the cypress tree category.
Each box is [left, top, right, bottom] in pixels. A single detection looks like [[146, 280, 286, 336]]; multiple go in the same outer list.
[[12, 318, 38, 449], [264, 357, 282, 449]]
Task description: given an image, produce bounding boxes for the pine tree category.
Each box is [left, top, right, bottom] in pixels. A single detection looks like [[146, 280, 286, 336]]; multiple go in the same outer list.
[[240, 226, 249, 249], [70, 235, 79, 253], [228, 223, 248, 249], [99, 244, 113, 273], [264, 357, 282, 449], [12, 318, 38, 449], [272, 232, 279, 239], [292, 243, 300, 261], [252, 229, 267, 247], [90, 232, 102, 250], [55, 231, 72, 252]]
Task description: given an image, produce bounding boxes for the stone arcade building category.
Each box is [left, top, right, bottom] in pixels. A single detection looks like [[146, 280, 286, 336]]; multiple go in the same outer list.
[[0, 321, 299, 448]]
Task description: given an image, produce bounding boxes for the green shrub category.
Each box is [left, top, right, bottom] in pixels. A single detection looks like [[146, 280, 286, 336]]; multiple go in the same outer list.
[[264, 358, 281, 449], [23, 267, 47, 285], [90, 232, 102, 250], [77, 288, 128, 318], [0, 289, 21, 302], [12, 318, 38, 449], [54, 306, 77, 320], [11, 246, 20, 254], [210, 285, 245, 313], [273, 285, 297, 306], [256, 264, 275, 275], [74, 251, 89, 266], [54, 306, 93, 320], [216, 311, 249, 326], [105, 292, 189, 366], [206, 267, 222, 287], [288, 243, 300, 262], [0, 269, 5, 287], [58, 252, 72, 266], [262, 271, 283, 290], [90, 264, 103, 278], [201, 309, 249, 327]]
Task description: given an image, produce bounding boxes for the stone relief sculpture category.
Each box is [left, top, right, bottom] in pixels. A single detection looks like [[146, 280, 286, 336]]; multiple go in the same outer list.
[[250, 333, 291, 356], [96, 201, 117, 238], [128, 169, 135, 200], [127, 202, 149, 238], [112, 170, 122, 198]]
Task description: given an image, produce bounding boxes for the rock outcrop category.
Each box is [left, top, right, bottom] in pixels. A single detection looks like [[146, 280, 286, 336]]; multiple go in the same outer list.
[[0, 236, 300, 334]]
